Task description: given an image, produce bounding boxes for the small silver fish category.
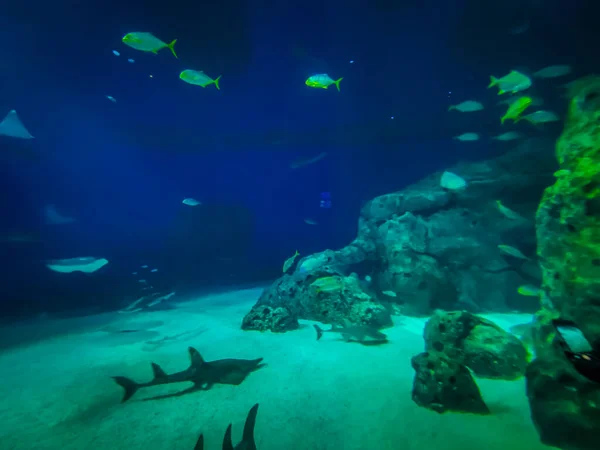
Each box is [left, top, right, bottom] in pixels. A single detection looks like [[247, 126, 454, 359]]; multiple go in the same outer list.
[[151, 269, 158, 273], [141, 265, 148, 269], [112, 50, 120, 56], [127, 58, 135, 63], [496, 200, 522, 219], [498, 244, 529, 260], [454, 132, 479, 141], [106, 95, 117, 103], [522, 110, 559, 124], [182, 198, 201, 206], [533, 65, 571, 79], [448, 101, 484, 112], [492, 131, 522, 141]]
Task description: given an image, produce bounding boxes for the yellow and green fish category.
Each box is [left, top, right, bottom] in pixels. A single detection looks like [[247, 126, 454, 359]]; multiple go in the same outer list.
[[517, 285, 541, 297], [305, 74, 343, 91], [488, 70, 531, 95], [500, 96, 532, 124], [283, 250, 300, 273], [122, 32, 177, 58], [310, 276, 344, 293], [180, 70, 222, 90]]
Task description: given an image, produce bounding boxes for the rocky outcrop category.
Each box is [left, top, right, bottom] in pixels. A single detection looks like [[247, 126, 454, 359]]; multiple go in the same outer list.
[[423, 310, 529, 380], [243, 139, 556, 331], [527, 76, 600, 450], [411, 351, 490, 415], [241, 268, 392, 332]]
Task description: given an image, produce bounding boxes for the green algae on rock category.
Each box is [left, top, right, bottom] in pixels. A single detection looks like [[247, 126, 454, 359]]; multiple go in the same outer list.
[[529, 75, 600, 450]]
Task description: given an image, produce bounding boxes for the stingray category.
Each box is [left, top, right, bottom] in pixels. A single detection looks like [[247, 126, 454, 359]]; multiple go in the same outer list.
[[0, 110, 34, 139], [46, 257, 109, 273]]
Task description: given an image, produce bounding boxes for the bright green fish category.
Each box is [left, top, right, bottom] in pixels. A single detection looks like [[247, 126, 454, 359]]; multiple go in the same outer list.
[[180, 70, 222, 89], [122, 32, 177, 58], [517, 285, 541, 297], [305, 74, 343, 91], [501, 96, 532, 124]]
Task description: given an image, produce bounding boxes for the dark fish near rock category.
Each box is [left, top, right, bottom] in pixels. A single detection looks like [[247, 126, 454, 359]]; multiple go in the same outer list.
[[313, 322, 388, 344], [195, 403, 259, 450], [112, 347, 264, 402]]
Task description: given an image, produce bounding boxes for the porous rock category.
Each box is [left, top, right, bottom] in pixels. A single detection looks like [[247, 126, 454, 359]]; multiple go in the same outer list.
[[411, 351, 490, 415]]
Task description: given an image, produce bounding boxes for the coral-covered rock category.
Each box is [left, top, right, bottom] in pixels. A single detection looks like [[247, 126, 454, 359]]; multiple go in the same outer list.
[[243, 139, 556, 332], [423, 310, 529, 380], [241, 269, 391, 332], [241, 304, 298, 332], [411, 351, 490, 415], [528, 76, 600, 450]]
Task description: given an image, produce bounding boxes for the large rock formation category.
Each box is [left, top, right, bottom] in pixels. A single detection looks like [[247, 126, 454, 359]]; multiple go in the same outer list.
[[527, 76, 600, 450], [243, 139, 556, 332]]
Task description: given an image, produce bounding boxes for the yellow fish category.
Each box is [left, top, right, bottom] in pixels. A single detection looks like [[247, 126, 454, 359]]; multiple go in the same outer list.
[[517, 285, 541, 297], [283, 250, 299, 273], [122, 32, 177, 58], [488, 70, 531, 95], [180, 70, 222, 89], [310, 276, 344, 293], [305, 74, 343, 91], [500, 96, 532, 124]]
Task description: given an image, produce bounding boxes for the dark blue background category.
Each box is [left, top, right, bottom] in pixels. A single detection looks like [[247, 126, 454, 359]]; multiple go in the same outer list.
[[0, 0, 597, 317]]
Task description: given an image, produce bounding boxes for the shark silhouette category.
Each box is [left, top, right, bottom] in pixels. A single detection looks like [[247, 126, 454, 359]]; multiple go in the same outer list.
[[112, 347, 264, 402], [195, 403, 259, 450]]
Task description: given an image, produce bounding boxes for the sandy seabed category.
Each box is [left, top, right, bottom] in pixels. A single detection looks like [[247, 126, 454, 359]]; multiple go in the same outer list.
[[0, 288, 552, 450]]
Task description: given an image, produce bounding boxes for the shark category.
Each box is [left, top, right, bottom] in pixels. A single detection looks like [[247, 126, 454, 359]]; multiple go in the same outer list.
[[112, 347, 264, 402], [195, 403, 259, 450], [313, 321, 388, 344]]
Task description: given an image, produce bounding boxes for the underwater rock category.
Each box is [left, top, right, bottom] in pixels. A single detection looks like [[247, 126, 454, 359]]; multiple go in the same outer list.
[[423, 310, 529, 380], [241, 304, 298, 333], [410, 351, 490, 415], [527, 76, 600, 450], [241, 269, 391, 332], [526, 358, 600, 450], [243, 139, 556, 331]]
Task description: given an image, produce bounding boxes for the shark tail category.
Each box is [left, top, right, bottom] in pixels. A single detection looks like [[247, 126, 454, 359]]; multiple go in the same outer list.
[[194, 434, 204, 450], [112, 376, 139, 402], [314, 324, 324, 341]]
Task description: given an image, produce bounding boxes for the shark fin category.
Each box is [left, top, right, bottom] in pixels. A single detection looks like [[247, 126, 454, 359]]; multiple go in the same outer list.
[[313, 324, 324, 340], [194, 434, 204, 450], [241, 403, 259, 450], [112, 376, 139, 402], [151, 362, 168, 381], [188, 347, 206, 368], [223, 424, 234, 450]]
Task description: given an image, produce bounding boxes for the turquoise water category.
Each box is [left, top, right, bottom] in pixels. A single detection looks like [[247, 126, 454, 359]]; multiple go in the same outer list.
[[1, 1, 599, 449]]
